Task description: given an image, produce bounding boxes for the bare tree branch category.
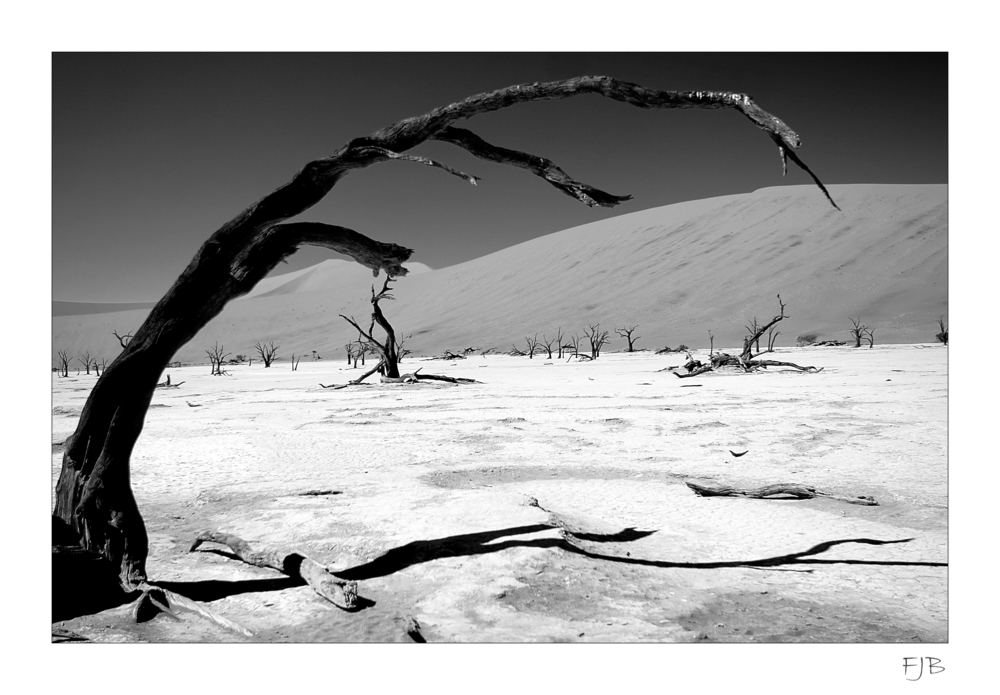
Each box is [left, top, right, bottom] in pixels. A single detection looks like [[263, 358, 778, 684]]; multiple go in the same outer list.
[[433, 127, 630, 207]]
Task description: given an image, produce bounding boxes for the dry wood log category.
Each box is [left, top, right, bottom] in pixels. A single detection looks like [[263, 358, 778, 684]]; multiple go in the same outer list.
[[686, 481, 877, 506], [189, 531, 360, 610]]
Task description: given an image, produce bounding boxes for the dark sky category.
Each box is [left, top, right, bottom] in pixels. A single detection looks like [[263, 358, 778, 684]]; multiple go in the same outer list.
[[52, 53, 947, 302]]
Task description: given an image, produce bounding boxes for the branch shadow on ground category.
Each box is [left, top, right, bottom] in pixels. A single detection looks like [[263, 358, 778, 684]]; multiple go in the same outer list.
[[154, 576, 306, 602], [332, 525, 947, 581]]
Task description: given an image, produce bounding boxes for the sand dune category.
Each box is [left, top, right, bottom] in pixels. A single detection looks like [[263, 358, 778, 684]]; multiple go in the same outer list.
[[52, 183, 946, 364]]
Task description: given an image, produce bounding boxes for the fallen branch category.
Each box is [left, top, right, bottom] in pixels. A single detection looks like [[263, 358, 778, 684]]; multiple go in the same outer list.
[[685, 482, 877, 506], [751, 360, 823, 373], [189, 531, 360, 610], [674, 365, 714, 378], [675, 353, 823, 377], [380, 367, 478, 384], [320, 361, 385, 389]]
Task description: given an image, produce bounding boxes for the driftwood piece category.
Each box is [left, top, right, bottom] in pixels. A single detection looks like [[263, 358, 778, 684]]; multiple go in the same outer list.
[[189, 531, 360, 610], [686, 481, 877, 506]]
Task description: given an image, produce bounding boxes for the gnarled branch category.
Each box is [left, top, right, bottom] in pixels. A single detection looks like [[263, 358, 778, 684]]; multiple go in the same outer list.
[[433, 126, 631, 207], [190, 531, 360, 610]]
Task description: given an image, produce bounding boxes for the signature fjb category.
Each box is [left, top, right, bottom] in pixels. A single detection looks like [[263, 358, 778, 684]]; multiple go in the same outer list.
[[903, 657, 944, 681]]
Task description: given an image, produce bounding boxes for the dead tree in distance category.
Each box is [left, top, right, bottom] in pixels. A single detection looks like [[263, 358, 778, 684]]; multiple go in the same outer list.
[[538, 334, 557, 359], [344, 343, 354, 365], [936, 316, 948, 345], [615, 325, 640, 352], [56, 350, 72, 378], [741, 296, 787, 361], [584, 324, 610, 359], [676, 297, 821, 377], [744, 317, 762, 354], [112, 330, 133, 350], [524, 333, 541, 359], [52, 75, 835, 600], [78, 352, 93, 376], [395, 333, 412, 363], [848, 317, 868, 348], [708, 330, 715, 356], [340, 276, 403, 378], [254, 341, 279, 367], [563, 333, 581, 359], [205, 343, 231, 375], [555, 327, 565, 359]]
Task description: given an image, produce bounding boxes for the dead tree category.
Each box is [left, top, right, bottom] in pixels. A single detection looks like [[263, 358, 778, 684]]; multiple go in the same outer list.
[[78, 352, 93, 376], [584, 324, 610, 359], [538, 334, 557, 359], [866, 327, 875, 349], [112, 330, 133, 350], [563, 333, 581, 359], [524, 333, 540, 359], [340, 276, 403, 378], [95, 358, 108, 377], [555, 327, 565, 359], [615, 325, 640, 352], [205, 343, 231, 375], [344, 343, 354, 365], [291, 354, 302, 371], [936, 316, 948, 345], [395, 334, 412, 363], [676, 298, 821, 377], [708, 330, 715, 356], [744, 317, 762, 354], [742, 295, 786, 361], [52, 75, 834, 602], [848, 317, 868, 348], [56, 350, 72, 378], [765, 326, 780, 353], [254, 341, 279, 367]]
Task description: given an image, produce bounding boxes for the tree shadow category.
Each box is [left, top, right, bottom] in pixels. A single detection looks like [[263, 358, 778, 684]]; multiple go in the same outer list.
[[332, 524, 946, 581], [52, 546, 140, 622], [154, 576, 305, 602]]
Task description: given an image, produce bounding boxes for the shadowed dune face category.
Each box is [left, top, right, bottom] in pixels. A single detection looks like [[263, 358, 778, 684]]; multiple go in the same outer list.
[[53, 184, 946, 362]]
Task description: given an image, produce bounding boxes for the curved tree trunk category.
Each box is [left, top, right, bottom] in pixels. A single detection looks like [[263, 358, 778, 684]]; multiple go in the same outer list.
[[53, 225, 412, 589], [53, 75, 834, 591]]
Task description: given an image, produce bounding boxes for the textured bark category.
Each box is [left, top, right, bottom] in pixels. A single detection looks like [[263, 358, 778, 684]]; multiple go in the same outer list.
[[189, 531, 360, 610], [53, 74, 832, 592], [53, 224, 411, 589], [686, 481, 877, 506]]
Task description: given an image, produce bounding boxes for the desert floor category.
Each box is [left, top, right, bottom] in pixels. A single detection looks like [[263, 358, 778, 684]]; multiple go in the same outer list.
[[51, 344, 947, 642]]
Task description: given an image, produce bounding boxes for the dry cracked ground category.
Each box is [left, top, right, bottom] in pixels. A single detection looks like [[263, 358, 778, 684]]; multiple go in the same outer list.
[[51, 345, 947, 642]]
